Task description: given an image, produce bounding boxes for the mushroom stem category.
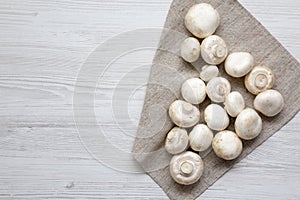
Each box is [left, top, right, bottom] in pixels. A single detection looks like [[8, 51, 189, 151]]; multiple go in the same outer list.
[[182, 103, 193, 114], [180, 161, 194, 175], [217, 85, 226, 95], [213, 45, 226, 58], [255, 74, 268, 89]]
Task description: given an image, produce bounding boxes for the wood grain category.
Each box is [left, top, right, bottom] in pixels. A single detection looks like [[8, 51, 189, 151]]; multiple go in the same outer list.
[[0, 0, 299, 199]]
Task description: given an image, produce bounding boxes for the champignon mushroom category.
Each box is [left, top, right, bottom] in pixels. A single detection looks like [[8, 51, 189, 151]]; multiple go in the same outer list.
[[235, 108, 262, 140], [184, 3, 220, 38], [165, 127, 189, 155], [204, 104, 229, 131], [201, 35, 228, 65], [199, 65, 219, 82], [189, 124, 213, 152], [254, 89, 284, 117], [180, 37, 201, 63], [169, 151, 204, 185], [212, 130, 243, 160], [224, 91, 245, 117], [169, 100, 200, 128], [206, 77, 231, 102], [181, 78, 206, 104], [225, 52, 254, 77], [245, 66, 275, 95]]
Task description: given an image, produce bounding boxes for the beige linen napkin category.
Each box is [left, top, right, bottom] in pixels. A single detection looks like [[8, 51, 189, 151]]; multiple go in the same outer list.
[[133, 0, 300, 199]]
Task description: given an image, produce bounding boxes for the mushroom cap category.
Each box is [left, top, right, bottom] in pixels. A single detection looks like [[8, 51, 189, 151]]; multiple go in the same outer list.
[[189, 124, 213, 152], [181, 37, 201, 63], [169, 100, 200, 128], [235, 108, 262, 140], [254, 89, 284, 117], [245, 66, 275, 95], [224, 91, 245, 117], [165, 127, 189, 155], [212, 130, 243, 160], [201, 35, 228, 65], [199, 65, 219, 82], [184, 3, 220, 38], [181, 78, 206, 104], [204, 104, 229, 131], [169, 151, 204, 185], [206, 77, 231, 102], [225, 52, 254, 77]]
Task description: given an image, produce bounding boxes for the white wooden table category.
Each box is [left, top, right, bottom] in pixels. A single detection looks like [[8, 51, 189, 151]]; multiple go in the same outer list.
[[0, 0, 299, 199]]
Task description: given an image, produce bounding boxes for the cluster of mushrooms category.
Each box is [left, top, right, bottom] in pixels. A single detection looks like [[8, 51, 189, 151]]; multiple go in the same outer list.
[[165, 3, 284, 185]]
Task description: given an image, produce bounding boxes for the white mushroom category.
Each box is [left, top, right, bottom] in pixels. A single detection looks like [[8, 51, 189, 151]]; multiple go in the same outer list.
[[224, 91, 245, 117], [225, 52, 254, 77], [199, 65, 219, 82], [235, 108, 262, 140], [180, 37, 201, 63], [212, 130, 243, 160], [254, 89, 284, 117], [189, 124, 213, 152], [169, 100, 200, 128], [181, 78, 206, 104], [165, 127, 189, 155], [169, 151, 204, 185], [206, 77, 231, 102], [245, 66, 275, 95], [184, 3, 220, 38], [204, 104, 229, 131], [201, 35, 228, 65]]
